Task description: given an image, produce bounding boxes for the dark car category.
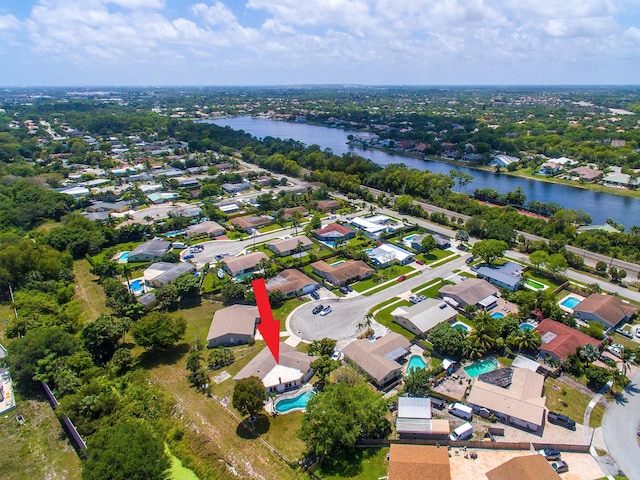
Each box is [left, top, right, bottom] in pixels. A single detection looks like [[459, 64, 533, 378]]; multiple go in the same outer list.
[[345, 284, 353, 292], [552, 461, 569, 473], [310, 290, 320, 300], [465, 257, 474, 264], [548, 412, 576, 430], [312, 305, 324, 315], [338, 286, 349, 294], [538, 448, 561, 461]]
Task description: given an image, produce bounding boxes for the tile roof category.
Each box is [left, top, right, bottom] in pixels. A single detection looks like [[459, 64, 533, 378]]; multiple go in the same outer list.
[[486, 454, 561, 480], [313, 223, 355, 238], [207, 305, 259, 342], [573, 294, 637, 327], [388, 444, 451, 480], [536, 318, 602, 359]]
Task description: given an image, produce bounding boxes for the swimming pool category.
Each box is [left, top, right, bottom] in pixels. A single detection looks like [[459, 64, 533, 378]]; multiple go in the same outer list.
[[330, 260, 345, 266], [451, 321, 469, 332], [463, 359, 498, 377], [275, 391, 315, 414], [163, 229, 186, 238], [129, 279, 144, 294], [117, 251, 130, 262], [403, 234, 419, 242], [524, 279, 546, 290], [491, 312, 504, 319], [561, 296, 582, 309], [407, 355, 427, 372]]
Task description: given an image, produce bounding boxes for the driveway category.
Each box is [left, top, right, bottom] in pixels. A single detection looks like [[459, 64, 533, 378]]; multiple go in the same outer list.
[[602, 369, 640, 480]]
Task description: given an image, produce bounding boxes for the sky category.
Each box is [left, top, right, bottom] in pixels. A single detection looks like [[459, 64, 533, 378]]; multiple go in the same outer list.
[[1, 0, 640, 86]]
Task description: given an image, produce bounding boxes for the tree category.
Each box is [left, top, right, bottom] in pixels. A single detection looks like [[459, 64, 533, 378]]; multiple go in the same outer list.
[[232, 376, 265, 419], [546, 253, 568, 277], [131, 312, 186, 350], [529, 250, 549, 271], [207, 347, 235, 369], [420, 235, 437, 253], [595, 261, 608, 275], [403, 365, 431, 397], [311, 357, 339, 389], [455, 229, 469, 244], [172, 272, 200, 300], [471, 239, 508, 265], [507, 328, 541, 353], [155, 283, 180, 311], [81, 313, 124, 364], [585, 365, 612, 390], [428, 322, 466, 359], [579, 343, 600, 363], [186, 350, 204, 374], [299, 382, 388, 460], [308, 338, 337, 357], [83, 419, 170, 480]]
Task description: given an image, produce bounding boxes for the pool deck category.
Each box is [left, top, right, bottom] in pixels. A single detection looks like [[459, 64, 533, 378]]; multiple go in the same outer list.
[[558, 293, 586, 314]]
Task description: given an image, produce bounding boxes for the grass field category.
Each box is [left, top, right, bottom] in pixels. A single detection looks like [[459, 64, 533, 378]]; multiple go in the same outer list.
[[374, 300, 414, 339], [273, 298, 309, 331], [315, 447, 389, 480], [544, 377, 605, 428], [0, 397, 82, 480], [72, 259, 110, 323]]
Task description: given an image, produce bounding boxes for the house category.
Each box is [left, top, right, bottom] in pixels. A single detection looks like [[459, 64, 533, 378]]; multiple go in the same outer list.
[[234, 342, 317, 394], [221, 181, 252, 194], [569, 166, 600, 183], [175, 177, 199, 187], [391, 299, 458, 337], [230, 215, 275, 233], [312, 223, 356, 243], [434, 235, 451, 249], [86, 201, 130, 213], [282, 206, 309, 220], [535, 318, 602, 361], [136, 292, 158, 310], [186, 220, 226, 238], [206, 305, 259, 348], [343, 332, 410, 389], [265, 269, 319, 297], [473, 261, 523, 291], [222, 252, 268, 278], [486, 454, 561, 480], [466, 367, 546, 432], [127, 238, 171, 262], [367, 243, 414, 267], [410, 234, 450, 250], [439, 279, 500, 309], [350, 214, 405, 238], [572, 294, 636, 330], [143, 262, 196, 288], [310, 259, 374, 286], [59, 186, 90, 197], [316, 199, 340, 212], [538, 161, 561, 176], [147, 192, 178, 204], [218, 203, 240, 214], [387, 444, 451, 480], [492, 154, 519, 168], [267, 236, 313, 256], [395, 396, 450, 440], [602, 166, 639, 189]]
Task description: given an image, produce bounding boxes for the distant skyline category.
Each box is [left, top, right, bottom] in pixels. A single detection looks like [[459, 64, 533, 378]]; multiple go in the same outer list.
[[1, 0, 640, 86]]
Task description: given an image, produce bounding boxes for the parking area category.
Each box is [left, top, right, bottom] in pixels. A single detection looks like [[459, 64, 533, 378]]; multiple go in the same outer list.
[[448, 448, 604, 480]]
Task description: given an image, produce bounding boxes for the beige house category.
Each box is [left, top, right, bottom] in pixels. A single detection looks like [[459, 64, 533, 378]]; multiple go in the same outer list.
[[186, 220, 225, 238], [466, 367, 546, 432], [310, 259, 374, 286], [343, 333, 410, 389], [266, 236, 313, 256], [391, 298, 457, 337], [143, 262, 196, 288], [439, 278, 499, 309], [573, 293, 636, 329], [486, 454, 561, 480], [222, 252, 268, 278], [206, 305, 259, 348], [234, 343, 317, 394], [265, 269, 319, 297]]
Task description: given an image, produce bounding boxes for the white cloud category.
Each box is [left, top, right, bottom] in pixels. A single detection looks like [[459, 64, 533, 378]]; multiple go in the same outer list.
[[0, 14, 20, 31], [106, 0, 165, 9]]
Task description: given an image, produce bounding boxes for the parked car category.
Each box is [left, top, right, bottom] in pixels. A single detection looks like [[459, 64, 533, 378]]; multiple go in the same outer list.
[[345, 285, 353, 292], [338, 286, 349, 294], [184, 254, 194, 260], [636, 329, 640, 338], [330, 350, 341, 361], [551, 461, 569, 473], [465, 257, 474, 264], [310, 290, 320, 300], [415, 260, 424, 265], [320, 306, 332, 316], [418, 295, 426, 301], [312, 305, 324, 315], [538, 448, 561, 461], [397, 275, 407, 282], [409, 296, 419, 304], [547, 412, 576, 430]]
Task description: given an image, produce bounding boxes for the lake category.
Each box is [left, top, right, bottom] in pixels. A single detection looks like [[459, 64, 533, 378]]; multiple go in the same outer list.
[[201, 117, 640, 227]]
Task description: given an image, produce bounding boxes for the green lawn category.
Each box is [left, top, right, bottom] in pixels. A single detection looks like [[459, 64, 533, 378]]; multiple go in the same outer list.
[[429, 253, 461, 267], [259, 411, 307, 461], [369, 296, 402, 315], [524, 270, 565, 289], [415, 249, 452, 265], [374, 300, 414, 339], [316, 448, 389, 480], [72, 258, 110, 323], [544, 377, 605, 428], [410, 278, 450, 295], [273, 298, 309, 330]]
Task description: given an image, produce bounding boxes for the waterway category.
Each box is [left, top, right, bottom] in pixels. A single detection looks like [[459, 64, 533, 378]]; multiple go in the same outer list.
[[201, 117, 640, 226]]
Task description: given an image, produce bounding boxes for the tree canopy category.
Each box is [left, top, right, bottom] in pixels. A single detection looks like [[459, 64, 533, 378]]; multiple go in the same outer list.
[[131, 312, 186, 350], [232, 376, 265, 419]]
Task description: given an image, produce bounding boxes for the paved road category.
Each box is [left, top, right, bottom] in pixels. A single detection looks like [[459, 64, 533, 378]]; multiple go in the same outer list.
[[602, 369, 640, 480], [288, 256, 469, 343]]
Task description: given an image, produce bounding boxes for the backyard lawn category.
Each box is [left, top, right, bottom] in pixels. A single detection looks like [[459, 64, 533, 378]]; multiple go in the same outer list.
[[315, 447, 389, 480]]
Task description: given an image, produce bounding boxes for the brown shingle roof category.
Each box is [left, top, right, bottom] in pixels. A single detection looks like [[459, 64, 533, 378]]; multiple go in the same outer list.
[[207, 305, 258, 342], [574, 294, 637, 327], [486, 454, 561, 480], [439, 278, 499, 306], [234, 342, 316, 383], [536, 318, 602, 359], [311, 259, 374, 284], [230, 215, 274, 229], [222, 252, 268, 276], [316, 199, 340, 211], [265, 269, 318, 296], [267, 236, 313, 255], [343, 333, 410, 385], [388, 444, 451, 480]]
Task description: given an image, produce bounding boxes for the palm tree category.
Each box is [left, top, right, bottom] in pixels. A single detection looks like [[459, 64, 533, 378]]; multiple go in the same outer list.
[[186, 350, 204, 374], [514, 329, 541, 352], [121, 264, 132, 294], [620, 349, 635, 376], [364, 313, 373, 330], [608, 366, 629, 393]]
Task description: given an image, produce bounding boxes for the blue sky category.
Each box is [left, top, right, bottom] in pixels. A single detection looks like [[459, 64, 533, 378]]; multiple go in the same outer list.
[[1, 0, 639, 86]]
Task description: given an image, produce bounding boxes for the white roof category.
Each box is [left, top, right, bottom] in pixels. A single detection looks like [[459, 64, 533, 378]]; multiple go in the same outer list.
[[369, 243, 413, 263], [351, 216, 388, 234], [219, 203, 240, 212], [262, 364, 304, 389]]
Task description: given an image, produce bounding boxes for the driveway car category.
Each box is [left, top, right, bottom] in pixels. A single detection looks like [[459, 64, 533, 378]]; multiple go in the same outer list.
[[320, 306, 332, 316], [551, 461, 569, 473], [415, 260, 424, 265], [338, 286, 349, 295], [310, 290, 320, 300], [548, 412, 576, 430], [538, 448, 561, 461], [465, 257, 474, 264], [312, 305, 324, 315], [397, 275, 407, 282]]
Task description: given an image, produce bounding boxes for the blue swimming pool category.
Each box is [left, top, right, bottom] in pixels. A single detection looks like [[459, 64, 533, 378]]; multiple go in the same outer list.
[[407, 355, 427, 372], [275, 391, 315, 414], [403, 233, 419, 242], [464, 359, 498, 377], [491, 312, 504, 319], [561, 296, 582, 309], [519, 323, 534, 332], [118, 251, 130, 262], [330, 260, 345, 266], [129, 279, 144, 294], [451, 321, 469, 332], [163, 229, 186, 238]]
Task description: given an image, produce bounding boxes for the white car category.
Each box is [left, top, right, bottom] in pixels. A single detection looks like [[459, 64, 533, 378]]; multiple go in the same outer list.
[[320, 306, 332, 316]]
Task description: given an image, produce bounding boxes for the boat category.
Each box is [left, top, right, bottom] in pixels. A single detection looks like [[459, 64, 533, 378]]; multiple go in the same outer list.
[[217, 269, 225, 279], [0, 368, 16, 414]]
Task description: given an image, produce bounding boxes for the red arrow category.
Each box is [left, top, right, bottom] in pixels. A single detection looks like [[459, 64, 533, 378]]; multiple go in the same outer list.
[[252, 278, 280, 364]]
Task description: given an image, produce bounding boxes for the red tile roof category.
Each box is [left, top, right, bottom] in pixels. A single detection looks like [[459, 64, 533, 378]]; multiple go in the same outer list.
[[536, 318, 601, 360]]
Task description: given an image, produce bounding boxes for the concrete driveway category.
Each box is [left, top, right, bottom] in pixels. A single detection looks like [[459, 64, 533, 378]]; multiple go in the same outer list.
[[602, 369, 640, 480]]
